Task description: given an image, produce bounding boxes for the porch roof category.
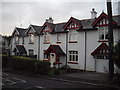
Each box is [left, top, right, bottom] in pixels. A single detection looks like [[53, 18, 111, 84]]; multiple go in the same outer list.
[[91, 43, 109, 56], [13, 45, 27, 54], [44, 45, 65, 56]]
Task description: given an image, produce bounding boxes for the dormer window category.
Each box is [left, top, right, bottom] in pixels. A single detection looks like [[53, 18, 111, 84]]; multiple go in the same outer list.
[[29, 34, 34, 44]]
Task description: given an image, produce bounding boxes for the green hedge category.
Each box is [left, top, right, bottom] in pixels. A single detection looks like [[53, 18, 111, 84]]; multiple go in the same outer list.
[[10, 56, 51, 75]]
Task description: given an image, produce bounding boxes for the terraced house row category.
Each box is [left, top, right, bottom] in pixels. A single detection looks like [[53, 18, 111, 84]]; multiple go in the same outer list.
[[10, 9, 120, 73]]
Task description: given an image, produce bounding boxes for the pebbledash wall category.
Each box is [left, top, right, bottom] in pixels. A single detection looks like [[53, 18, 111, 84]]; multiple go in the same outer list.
[[11, 9, 120, 73]]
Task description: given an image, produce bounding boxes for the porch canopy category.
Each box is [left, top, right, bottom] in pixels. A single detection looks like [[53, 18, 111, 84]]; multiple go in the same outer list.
[[44, 45, 65, 56], [91, 43, 109, 56], [13, 45, 27, 55]]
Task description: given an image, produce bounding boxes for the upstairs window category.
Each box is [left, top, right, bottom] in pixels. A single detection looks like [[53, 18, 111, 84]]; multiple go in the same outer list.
[[29, 49, 34, 55], [14, 36, 19, 44], [57, 34, 61, 43], [69, 51, 78, 62], [29, 34, 34, 44], [69, 30, 77, 41], [44, 32, 50, 43], [22, 37, 24, 44], [99, 26, 108, 40]]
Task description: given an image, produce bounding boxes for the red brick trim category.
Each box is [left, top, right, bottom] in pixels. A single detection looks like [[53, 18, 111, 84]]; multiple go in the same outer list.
[[98, 40, 108, 42], [29, 43, 34, 44], [56, 42, 61, 44], [68, 41, 77, 43], [68, 62, 78, 64], [44, 42, 50, 44]]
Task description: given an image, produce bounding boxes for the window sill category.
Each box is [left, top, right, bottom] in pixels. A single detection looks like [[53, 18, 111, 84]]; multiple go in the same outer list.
[[68, 62, 78, 64], [44, 42, 50, 44], [56, 42, 61, 44], [68, 41, 77, 43], [98, 40, 108, 42], [54, 62, 62, 64], [29, 43, 34, 44], [43, 59, 49, 61]]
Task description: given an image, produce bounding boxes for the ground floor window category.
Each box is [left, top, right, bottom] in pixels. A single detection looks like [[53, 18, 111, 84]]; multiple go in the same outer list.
[[44, 50, 49, 59], [69, 51, 78, 62], [29, 49, 34, 55]]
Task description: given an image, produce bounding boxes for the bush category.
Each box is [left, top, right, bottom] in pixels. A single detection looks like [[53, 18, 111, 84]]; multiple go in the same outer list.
[[11, 56, 37, 72], [35, 61, 51, 75], [2, 55, 9, 68]]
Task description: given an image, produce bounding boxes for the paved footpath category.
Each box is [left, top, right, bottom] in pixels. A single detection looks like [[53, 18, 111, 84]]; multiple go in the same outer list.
[[2, 69, 120, 90]]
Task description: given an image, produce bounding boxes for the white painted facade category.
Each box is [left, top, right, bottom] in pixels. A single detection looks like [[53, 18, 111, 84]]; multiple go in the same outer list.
[[10, 12, 120, 73]]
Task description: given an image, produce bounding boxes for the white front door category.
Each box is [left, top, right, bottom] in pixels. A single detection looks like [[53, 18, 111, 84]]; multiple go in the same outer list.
[[50, 53, 56, 67]]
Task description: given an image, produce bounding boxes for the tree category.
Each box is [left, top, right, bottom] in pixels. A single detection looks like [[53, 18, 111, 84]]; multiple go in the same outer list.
[[113, 40, 120, 69]]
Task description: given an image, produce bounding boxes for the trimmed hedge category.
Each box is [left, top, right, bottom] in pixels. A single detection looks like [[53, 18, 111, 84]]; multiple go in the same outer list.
[[1, 55, 8, 68], [10, 56, 51, 75]]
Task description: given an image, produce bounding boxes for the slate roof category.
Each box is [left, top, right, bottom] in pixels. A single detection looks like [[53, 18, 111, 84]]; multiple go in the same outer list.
[[81, 18, 96, 29], [13, 45, 27, 54], [45, 45, 65, 55], [52, 22, 66, 33], [31, 25, 42, 34], [14, 27, 27, 36], [113, 15, 120, 26]]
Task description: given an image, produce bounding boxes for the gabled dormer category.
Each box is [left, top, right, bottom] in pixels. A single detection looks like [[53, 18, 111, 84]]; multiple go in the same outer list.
[[26, 25, 36, 35], [40, 22, 55, 33], [63, 17, 82, 30], [12, 27, 20, 37], [92, 12, 117, 27]]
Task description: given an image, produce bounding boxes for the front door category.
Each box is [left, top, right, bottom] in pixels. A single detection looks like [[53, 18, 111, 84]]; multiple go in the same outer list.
[[50, 53, 56, 67]]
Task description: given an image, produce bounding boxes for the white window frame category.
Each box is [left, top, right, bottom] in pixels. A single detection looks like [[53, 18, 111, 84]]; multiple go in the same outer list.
[[44, 32, 50, 43], [15, 36, 19, 44], [69, 30, 77, 41], [69, 51, 78, 62], [57, 34, 61, 42], [99, 26, 108, 40], [29, 34, 34, 43], [29, 49, 34, 55]]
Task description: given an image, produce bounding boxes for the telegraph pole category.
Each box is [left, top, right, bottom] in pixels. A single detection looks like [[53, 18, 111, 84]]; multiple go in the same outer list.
[[107, 0, 114, 81]]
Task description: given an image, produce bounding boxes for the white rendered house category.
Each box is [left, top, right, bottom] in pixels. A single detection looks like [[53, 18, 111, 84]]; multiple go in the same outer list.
[[11, 9, 120, 73]]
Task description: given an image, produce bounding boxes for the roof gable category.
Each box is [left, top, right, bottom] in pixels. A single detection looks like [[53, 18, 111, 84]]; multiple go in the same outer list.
[[12, 29, 20, 36], [12, 27, 27, 36], [13, 45, 27, 54], [40, 22, 56, 32], [92, 12, 117, 26], [91, 43, 109, 56], [26, 24, 41, 35], [63, 17, 82, 30]]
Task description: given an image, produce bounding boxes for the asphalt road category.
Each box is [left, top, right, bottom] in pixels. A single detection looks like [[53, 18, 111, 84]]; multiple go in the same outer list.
[[2, 71, 119, 90]]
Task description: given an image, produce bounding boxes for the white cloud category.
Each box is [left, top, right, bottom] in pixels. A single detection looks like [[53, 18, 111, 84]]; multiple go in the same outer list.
[[1, 1, 119, 35]]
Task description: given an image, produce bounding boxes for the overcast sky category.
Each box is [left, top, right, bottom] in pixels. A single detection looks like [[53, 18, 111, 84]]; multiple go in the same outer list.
[[0, 0, 120, 36]]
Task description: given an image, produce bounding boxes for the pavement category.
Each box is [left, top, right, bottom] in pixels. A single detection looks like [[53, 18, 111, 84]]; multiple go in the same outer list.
[[2, 68, 120, 89]]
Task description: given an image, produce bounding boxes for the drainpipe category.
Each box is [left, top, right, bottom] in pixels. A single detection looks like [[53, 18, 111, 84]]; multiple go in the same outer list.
[[38, 35, 40, 60], [66, 30, 69, 68], [84, 30, 87, 70]]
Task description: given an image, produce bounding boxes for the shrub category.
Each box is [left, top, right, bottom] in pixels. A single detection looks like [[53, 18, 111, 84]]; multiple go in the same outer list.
[[11, 57, 37, 72], [2, 55, 8, 68], [35, 61, 51, 75]]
